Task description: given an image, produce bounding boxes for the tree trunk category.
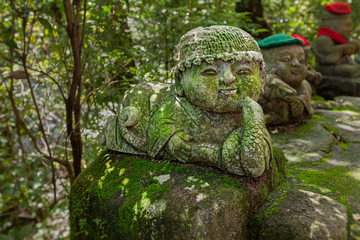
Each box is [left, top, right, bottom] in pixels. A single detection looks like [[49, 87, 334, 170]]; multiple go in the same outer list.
[[235, 0, 272, 38], [63, 0, 85, 178]]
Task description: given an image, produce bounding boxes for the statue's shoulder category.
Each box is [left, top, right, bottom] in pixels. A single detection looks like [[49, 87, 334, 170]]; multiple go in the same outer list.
[[315, 35, 336, 47]]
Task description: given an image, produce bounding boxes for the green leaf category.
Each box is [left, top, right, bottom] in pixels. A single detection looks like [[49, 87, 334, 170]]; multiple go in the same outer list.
[[4, 39, 18, 49], [38, 17, 53, 33]]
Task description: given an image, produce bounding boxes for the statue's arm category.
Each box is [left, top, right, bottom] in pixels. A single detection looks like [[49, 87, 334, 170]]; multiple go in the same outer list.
[[239, 97, 271, 177], [316, 36, 357, 64], [264, 74, 297, 100], [165, 97, 271, 178], [165, 131, 222, 166], [305, 66, 322, 86], [293, 80, 313, 116]]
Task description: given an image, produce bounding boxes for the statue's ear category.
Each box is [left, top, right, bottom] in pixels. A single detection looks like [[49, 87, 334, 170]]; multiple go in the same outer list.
[[175, 72, 185, 97]]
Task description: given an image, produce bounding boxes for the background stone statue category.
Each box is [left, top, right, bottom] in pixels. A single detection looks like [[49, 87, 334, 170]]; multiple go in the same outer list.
[[291, 34, 323, 90], [315, 2, 360, 99], [257, 33, 313, 126], [100, 26, 272, 178]]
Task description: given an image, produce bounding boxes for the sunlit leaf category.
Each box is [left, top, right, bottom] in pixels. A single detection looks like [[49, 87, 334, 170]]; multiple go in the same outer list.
[[38, 17, 53, 34]]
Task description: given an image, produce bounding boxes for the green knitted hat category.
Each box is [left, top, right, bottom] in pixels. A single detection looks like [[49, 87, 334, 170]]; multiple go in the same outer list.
[[257, 33, 304, 48], [173, 26, 264, 73]]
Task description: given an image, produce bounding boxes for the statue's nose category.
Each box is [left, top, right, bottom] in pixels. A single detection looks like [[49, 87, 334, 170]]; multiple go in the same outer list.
[[291, 58, 300, 67], [219, 69, 236, 85]]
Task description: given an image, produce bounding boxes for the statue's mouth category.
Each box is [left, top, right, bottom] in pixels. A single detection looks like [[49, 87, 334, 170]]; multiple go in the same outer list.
[[291, 69, 300, 75], [218, 87, 237, 96]]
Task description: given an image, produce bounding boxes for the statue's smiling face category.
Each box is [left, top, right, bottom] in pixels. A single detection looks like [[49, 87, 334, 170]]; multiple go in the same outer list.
[[181, 59, 262, 112], [273, 45, 307, 88]]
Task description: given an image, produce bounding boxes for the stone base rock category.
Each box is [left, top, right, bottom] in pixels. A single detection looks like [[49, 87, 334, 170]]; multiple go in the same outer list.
[[270, 120, 336, 163], [313, 96, 360, 112], [255, 189, 348, 240], [317, 76, 360, 100], [70, 148, 286, 240]]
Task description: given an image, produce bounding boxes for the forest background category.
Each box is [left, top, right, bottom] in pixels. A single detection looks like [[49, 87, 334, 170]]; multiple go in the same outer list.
[[0, 0, 359, 239]]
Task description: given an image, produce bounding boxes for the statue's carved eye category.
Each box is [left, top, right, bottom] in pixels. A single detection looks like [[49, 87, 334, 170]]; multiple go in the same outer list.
[[299, 59, 306, 64], [201, 68, 218, 76], [282, 57, 290, 62], [237, 68, 252, 75]]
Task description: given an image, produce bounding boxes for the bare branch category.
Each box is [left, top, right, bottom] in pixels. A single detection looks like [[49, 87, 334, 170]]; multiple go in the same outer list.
[[80, 0, 87, 51]]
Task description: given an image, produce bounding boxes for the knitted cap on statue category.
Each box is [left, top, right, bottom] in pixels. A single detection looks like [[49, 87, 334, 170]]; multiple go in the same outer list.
[[172, 25, 264, 74], [257, 33, 304, 48], [324, 2, 352, 15], [322, 2, 352, 20]]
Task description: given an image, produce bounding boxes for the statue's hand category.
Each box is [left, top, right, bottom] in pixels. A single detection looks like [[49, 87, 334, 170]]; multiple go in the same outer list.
[[242, 96, 265, 127], [222, 130, 242, 175], [344, 43, 357, 55], [306, 70, 322, 85], [167, 132, 192, 163], [265, 74, 297, 100], [350, 40, 360, 52], [240, 97, 266, 177], [290, 99, 304, 118]]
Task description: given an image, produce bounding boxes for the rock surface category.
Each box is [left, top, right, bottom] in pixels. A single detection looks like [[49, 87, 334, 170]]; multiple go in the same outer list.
[[264, 96, 360, 240], [257, 189, 348, 240], [70, 149, 286, 240], [270, 120, 336, 163]]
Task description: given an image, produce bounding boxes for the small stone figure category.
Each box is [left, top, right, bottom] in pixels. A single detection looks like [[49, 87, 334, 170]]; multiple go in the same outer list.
[[315, 2, 360, 99], [291, 34, 322, 88], [100, 26, 272, 178], [257, 33, 313, 126]]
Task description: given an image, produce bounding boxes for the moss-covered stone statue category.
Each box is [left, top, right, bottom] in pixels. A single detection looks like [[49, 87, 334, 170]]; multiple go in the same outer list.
[[315, 2, 360, 99], [257, 33, 313, 126], [100, 25, 272, 178]]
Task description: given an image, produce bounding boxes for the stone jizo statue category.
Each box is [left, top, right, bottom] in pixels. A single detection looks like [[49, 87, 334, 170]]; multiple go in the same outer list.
[[100, 26, 272, 178], [257, 33, 313, 126], [315, 2, 360, 98]]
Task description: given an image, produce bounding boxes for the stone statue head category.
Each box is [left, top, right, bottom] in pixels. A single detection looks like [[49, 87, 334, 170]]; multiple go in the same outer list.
[[320, 2, 352, 41], [258, 33, 307, 89], [172, 26, 265, 113]]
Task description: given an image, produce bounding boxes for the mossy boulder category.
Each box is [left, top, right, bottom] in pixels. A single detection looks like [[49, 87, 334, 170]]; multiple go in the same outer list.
[[255, 189, 348, 240], [270, 120, 336, 163], [70, 148, 286, 239]]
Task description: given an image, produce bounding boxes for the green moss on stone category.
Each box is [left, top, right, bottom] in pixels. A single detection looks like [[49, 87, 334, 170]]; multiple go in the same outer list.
[[263, 191, 288, 218], [339, 142, 350, 151], [330, 107, 360, 114], [70, 146, 286, 239], [311, 95, 326, 103], [70, 151, 177, 239], [312, 114, 339, 134]]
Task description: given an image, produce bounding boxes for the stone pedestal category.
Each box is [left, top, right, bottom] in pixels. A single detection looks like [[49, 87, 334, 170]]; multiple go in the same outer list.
[[70, 148, 286, 239], [317, 76, 360, 100]]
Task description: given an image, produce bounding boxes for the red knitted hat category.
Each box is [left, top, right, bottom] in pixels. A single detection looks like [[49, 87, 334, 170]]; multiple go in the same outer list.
[[291, 34, 310, 46], [324, 2, 352, 14]]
